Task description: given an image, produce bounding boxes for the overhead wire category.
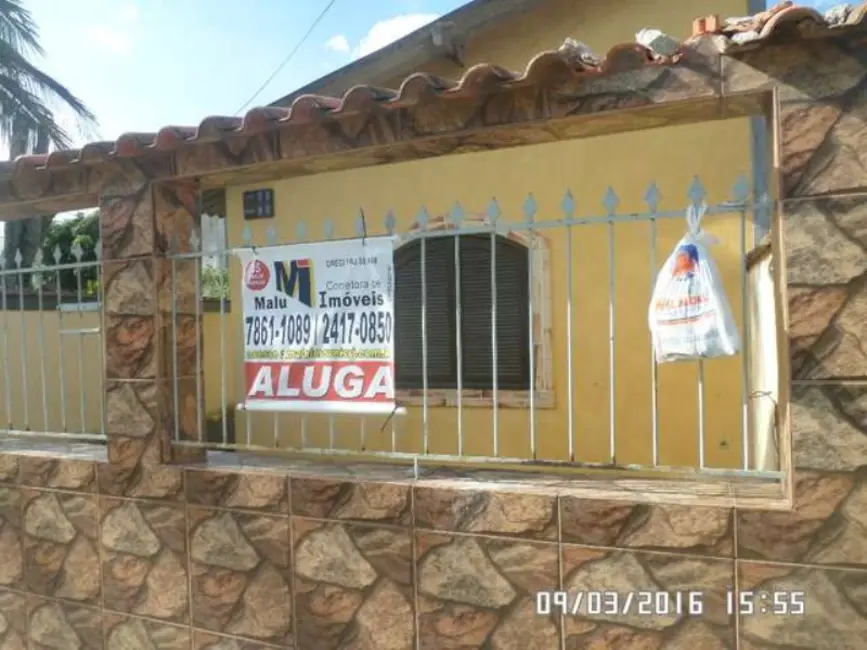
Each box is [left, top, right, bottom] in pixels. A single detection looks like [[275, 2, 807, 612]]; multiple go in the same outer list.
[[234, 0, 338, 115]]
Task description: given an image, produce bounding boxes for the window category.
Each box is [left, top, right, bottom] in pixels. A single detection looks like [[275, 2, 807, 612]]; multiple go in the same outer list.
[[394, 234, 530, 391]]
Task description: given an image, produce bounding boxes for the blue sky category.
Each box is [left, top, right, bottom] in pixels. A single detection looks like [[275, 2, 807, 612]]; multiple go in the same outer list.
[[24, 0, 841, 147], [26, 0, 466, 146]]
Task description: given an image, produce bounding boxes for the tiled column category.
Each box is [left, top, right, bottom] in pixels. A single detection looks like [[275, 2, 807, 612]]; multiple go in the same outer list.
[[98, 158, 205, 499], [724, 34, 867, 648]]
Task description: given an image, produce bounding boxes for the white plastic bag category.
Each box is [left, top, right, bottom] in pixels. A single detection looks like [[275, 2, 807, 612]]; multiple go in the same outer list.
[[649, 202, 740, 363]]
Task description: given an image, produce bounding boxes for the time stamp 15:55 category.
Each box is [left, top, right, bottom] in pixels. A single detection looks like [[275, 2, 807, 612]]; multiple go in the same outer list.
[[535, 589, 805, 618]]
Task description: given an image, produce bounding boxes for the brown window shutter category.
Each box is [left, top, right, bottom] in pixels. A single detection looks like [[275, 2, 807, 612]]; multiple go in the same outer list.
[[394, 234, 530, 391]]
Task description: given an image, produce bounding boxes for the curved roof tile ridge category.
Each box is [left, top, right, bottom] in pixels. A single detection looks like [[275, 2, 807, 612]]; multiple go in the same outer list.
[[7, 2, 867, 175]]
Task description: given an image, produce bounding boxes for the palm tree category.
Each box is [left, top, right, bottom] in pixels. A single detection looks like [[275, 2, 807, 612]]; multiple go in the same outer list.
[[0, 0, 96, 281], [0, 0, 96, 150]]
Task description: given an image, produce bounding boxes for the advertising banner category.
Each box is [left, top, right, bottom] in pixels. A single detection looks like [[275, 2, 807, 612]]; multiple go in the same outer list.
[[236, 236, 395, 414]]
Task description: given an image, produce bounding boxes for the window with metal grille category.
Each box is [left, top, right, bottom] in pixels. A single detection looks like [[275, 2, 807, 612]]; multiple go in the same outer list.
[[394, 234, 530, 391]]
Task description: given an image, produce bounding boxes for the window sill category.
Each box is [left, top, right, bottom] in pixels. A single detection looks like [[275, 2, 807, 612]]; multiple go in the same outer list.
[[188, 450, 791, 511], [396, 389, 554, 409]]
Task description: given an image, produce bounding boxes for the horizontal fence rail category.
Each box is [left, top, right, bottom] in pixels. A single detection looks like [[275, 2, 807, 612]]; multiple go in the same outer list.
[[0, 229, 106, 443], [169, 175, 781, 478]]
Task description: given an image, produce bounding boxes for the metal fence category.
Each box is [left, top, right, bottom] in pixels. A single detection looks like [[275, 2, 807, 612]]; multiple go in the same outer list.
[[0, 225, 106, 443], [168, 175, 780, 478]]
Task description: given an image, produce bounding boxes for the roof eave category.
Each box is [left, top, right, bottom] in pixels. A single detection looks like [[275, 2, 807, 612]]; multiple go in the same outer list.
[[269, 0, 547, 107]]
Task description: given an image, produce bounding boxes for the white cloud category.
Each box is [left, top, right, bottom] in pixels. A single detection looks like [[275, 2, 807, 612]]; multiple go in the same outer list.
[[325, 34, 351, 53], [86, 4, 138, 55], [118, 3, 139, 22], [86, 26, 133, 54], [354, 13, 440, 59]]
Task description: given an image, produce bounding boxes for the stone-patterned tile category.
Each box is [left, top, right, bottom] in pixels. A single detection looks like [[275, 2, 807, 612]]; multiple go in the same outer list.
[[561, 546, 735, 648], [723, 35, 867, 198], [295, 519, 414, 650], [792, 384, 867, 471], [100, 498, 188, 622], [560, 497, 733, 556], [416, 531, 559, 650], [159, 313, 202, 379], [722, 34, 866, 101], [99, 381, 185, 499], [98, 157, 174, 261], [0, 455, 19, 484], [0, 487, 22, 588], [103, 612, 190, 650], [18, 457, 97, 492], [737, 470, 867, 567], [193, 630, 283, 649], [189, 507, 292, 646], [186, 469, 288, 513], [784, 196, 867, 379], [27, 598, 103, 650], [291, 477, 410, 525], [414, 487, 557, 540], [21, 490, 100, 603], [104, 314, 157, 380], [784, 196, 867, 286], [0, 589, 28, 650], [737, 561, 867, 649], [783, 91, 867, 199]]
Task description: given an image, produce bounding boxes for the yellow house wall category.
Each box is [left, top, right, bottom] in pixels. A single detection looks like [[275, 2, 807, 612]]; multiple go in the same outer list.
[[0, 310, 104, 435], [217, 0, 756, 469], [0, 0, 756, 468], [0, 310, 228, 439], [223, 118, 753, 468]]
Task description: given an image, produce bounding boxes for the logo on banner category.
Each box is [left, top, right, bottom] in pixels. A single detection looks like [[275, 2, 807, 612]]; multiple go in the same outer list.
[[275, 258, 315, 307], [244, 259, 271, 291], [673, 244, 699, 279]]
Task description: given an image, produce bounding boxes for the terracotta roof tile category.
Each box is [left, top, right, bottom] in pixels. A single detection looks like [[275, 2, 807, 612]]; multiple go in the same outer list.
[[692, 0, 867, 48], [3, 1, 866, 177]]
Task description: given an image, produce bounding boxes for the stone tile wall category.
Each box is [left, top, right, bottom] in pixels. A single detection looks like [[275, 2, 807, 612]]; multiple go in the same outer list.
[[0, 458, 865, 649], [0, 31, 866, 650]]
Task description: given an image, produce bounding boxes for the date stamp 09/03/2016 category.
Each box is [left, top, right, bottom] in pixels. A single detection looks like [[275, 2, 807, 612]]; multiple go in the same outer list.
[[535, 589, 806, 618]]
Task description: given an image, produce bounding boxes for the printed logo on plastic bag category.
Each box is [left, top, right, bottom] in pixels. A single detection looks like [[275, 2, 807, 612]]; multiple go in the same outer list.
[[648, 202, 741, 364]]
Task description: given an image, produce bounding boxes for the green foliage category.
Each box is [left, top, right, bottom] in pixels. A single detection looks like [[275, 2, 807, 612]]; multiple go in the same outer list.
[[40, 211, 100, 295], [201, 264, 230, 300]]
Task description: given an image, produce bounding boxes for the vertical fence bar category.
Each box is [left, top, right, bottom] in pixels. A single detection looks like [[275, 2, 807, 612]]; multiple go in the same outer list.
[[296, 220, 309, 450], [265, 224, 279, 449], [73, 245, 86, 432], [418, 208, 430, 456], [16, 252, 29, 429], [488, 199, 500, 457], [191, 230, 204, 445], [95, 244, 106, 435], [688, 179, 708, 470], [698, 361, 706, 469], [0, 258, 10, 428], [523, 195, 537, 459], [451, 204, 464, 457], [219, 246, 228, 445], [561, 191, 576, 462], [35, 254, 49, 431], [645, 182, 661, 467], [241, 224, 253, 446], [323, 218, 336, 450], [603, 189, 618, 463], [171, 240, 180, 443], [52, 249, 67, 431], [383, 211, 398, 454], [737, 176, 752, 470], [649, 218, 660, 468]]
